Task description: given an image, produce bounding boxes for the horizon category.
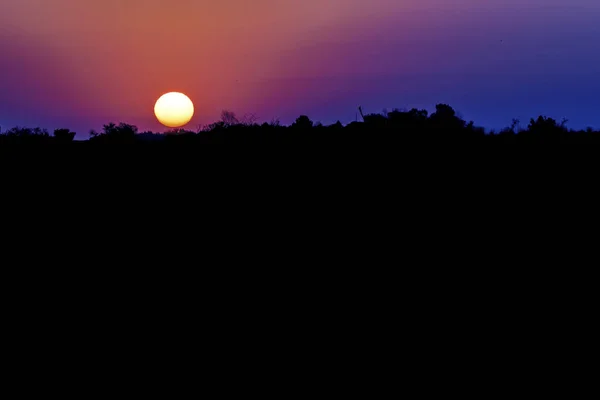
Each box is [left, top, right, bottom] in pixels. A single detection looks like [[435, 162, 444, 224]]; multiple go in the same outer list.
[[0, 104, 594, 139], [1, 1, 599, 138]]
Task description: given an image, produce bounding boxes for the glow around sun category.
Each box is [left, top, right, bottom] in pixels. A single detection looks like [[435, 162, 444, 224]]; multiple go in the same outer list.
[[154, 92, 194, 128]]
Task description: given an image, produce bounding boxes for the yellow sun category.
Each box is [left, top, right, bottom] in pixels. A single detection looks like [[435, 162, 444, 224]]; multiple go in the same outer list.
[[154, 92, 194, 128]]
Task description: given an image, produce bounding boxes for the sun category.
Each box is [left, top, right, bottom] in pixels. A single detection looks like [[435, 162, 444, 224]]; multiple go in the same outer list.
[[154, 92, 194, 128]]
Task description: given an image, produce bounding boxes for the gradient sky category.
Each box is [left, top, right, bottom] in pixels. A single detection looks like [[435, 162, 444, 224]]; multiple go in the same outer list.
[[1, 0, 599, 137]]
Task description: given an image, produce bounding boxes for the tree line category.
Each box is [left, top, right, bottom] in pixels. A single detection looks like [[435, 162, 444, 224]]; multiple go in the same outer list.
[[2, 104, 599, 145]]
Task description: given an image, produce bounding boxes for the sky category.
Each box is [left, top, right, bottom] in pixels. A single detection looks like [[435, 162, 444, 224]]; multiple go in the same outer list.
[[1, 0, 599, 137]]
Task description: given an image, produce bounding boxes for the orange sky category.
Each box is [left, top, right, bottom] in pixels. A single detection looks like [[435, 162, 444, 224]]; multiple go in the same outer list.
[[2, 0, 404, 131], [2, 0, 600, 134]]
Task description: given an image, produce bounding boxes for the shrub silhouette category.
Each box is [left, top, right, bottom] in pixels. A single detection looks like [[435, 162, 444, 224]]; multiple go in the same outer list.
[[89, 123, 137, 143], [0, 127, 51, 144], [2, 103, 599, 146], [387, 108, 428, 128], [292, 115, 313, 130], [429, 104, 467, 134], [53, 128, 76, 142], [527, 116, 567, 135]]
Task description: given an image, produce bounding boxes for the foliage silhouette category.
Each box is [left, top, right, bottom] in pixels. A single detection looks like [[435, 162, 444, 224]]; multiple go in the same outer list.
[[53, 128, 76, 142], [2, 104, 600, 147], [292, 115, 313, 130], [89, 123, 138, 144]]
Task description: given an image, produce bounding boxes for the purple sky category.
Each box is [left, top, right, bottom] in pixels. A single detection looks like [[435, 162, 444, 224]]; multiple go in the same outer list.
[[1, 0, 599, 137]]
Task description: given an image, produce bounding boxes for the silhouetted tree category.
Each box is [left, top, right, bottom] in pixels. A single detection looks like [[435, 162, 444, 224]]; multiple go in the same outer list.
[[3, 102, 600, 148], [526, 116, 567, 138], [0, 127, 51, 143], [53, 128, 76, 142], [427, 104, 468, 137], [498, 119, 520, 136], [221, 110, 239, 126], [363, 113, 387, 126], [387, 108, 429, 132], [239, 113, 258, 126], [89, 122, 137, 143], [4, 127, 49, 137], [292, 115, 313, 130]]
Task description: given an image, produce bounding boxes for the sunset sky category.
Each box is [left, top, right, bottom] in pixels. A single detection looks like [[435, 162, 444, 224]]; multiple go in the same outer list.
[[1, 0, 599, 137]]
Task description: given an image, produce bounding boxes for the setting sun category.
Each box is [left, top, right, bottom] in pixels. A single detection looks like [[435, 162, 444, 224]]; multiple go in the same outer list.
[[154, 92, 194, 128]]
